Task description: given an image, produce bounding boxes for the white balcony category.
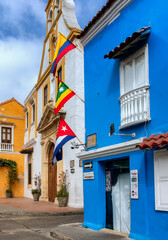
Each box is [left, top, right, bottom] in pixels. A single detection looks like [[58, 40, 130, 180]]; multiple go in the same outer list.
[[119, 85, 150, 128], [0, 143, 13, 152]]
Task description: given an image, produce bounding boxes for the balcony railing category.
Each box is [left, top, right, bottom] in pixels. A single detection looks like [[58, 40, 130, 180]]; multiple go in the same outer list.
[[0, 143, 13, 152], [119, 85, 150, 128]]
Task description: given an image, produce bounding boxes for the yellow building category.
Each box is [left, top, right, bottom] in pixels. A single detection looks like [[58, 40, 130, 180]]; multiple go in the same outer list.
[[0, 98, 25, 198]]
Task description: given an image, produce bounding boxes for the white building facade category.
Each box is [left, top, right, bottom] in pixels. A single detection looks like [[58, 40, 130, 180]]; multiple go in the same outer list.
[[22, 0, 84, 208]]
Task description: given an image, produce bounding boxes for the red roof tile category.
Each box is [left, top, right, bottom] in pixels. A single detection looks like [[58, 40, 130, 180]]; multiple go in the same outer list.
[[78, 0, 116, 38], [20, 147, 33, 154], [137, 132, 168, 150]]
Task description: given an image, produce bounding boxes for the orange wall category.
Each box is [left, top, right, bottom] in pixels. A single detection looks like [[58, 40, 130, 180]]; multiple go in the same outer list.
[[0, 99, 25, 198], [0, 153, 24, 198]]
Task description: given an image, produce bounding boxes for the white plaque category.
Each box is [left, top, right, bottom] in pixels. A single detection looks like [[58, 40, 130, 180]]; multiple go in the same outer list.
[[83, 172, 94, 180], [131, 170, 138, 199]]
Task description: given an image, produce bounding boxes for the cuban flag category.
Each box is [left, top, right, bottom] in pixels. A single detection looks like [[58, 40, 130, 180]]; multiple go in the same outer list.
[[52, 117, 76, 165]]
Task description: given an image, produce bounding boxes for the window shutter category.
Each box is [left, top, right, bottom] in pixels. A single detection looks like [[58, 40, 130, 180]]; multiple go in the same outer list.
[[154, 150, 168, 211]]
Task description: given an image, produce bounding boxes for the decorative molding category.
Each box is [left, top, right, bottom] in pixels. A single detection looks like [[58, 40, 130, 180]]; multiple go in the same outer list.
[[22, 138, 37, 149], [36, 64, 52, 90], [0, 151, 22, 155], [0, 115, 24, 120], [0, 121, 15, 125], [24, 87, 36, 105], [119, 118, 151, 130], [77, 138, 143, 161], [80, 0, 133, 47]]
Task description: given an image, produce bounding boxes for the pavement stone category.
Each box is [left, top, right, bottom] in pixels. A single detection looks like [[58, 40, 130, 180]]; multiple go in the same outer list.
[[0, 204, 25, 214], [0, 198, 83, 216], [0, 198, 132, 240], [50, 223, 131, 240]]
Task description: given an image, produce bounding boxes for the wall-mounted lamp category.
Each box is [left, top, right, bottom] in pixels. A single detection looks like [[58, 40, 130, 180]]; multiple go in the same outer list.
[[71, 141, 86, 150], [109, 123, 136, 138]]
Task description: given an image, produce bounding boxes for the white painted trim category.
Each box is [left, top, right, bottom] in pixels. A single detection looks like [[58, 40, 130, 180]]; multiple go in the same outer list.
[[1, 124, 13, 141], [31, 103, 35, 124], [0, 151, 22, 155], [80, 0, 133, 46], [77, 138, 143, 161], [22, 138, 37, 149], [24, 87, 36, 105], [0, 115, 24, 120], [154, 149, 168, 212], [119, 45, 150, 127], [119, 118, 151, 130], [25, 111, 29, 129]]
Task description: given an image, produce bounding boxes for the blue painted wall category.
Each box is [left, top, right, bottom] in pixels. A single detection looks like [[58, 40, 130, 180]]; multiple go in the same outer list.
[[84, 0, 168, 147], [83, 0, 168, 239]]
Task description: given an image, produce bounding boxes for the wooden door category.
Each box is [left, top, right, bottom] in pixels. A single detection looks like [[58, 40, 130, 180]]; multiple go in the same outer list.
[[48, 144, 57, 202]]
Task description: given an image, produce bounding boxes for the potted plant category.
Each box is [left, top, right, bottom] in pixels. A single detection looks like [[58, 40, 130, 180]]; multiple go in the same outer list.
[[6, 189, 12, 198], [31, 173, 41, 201], [57, 170, 69, 207], [6, 168, 18, 198]]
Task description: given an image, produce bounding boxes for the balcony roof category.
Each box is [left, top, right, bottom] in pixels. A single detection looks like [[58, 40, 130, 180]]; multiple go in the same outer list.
[[104, 26, 151, 59], [20, 147, 33, 154]]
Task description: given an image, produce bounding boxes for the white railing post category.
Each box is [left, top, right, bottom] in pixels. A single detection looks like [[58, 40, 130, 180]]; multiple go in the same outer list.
[[139, 89, 143, 120], [134, 91, 138, 121], [0, 143, 13, 152], [143, 88, 147, 119], [119, 86, 150, 127], [127, 94, 131, 123], [125, 96, 128, 124], [130, 92, 134, 122]]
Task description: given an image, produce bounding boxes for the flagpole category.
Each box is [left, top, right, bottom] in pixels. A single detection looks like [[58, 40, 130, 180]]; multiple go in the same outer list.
[[76, 135, 84, 146], [59, 32, 84, 55], [56, 76, 85, 104]]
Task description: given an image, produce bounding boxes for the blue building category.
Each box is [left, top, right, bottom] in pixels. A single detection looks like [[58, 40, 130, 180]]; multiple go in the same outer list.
[[78, 0, 168, 239]]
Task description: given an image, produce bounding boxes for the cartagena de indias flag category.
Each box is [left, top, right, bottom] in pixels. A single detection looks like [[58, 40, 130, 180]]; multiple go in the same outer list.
[[54, 81, 75, 114], [52, 117, 76, 165]]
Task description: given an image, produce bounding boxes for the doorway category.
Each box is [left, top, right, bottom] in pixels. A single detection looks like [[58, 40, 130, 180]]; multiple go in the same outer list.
[[105, 158, 130, 234], [48, 143, 57, 202]]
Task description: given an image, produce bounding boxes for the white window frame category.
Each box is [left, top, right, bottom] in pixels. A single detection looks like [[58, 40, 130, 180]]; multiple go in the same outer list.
[[120, 44, 149, 96], [28, 153, 33, 188], [154, 149, 168, 211], [0, 124, 14, 152], [31, 103, 35, 124], [25, 111, 29, 129], [119, 45, 150, 128]]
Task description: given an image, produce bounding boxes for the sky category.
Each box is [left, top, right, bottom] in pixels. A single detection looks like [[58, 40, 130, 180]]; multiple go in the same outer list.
[[0, 0, 107, 105]]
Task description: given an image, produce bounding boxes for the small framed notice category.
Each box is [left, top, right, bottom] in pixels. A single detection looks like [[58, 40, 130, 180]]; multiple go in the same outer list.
[[70, 160, 74, 168], [131, 170, 138, 199], [84, 172, 94, 180], [86, 133, 97, 149], [79, 159, 82, 167]]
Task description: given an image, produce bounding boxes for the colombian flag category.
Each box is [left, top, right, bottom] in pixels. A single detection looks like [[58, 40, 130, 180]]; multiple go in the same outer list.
[[52, 117, 76, 165], [54, 81, 75, 114], [51, 33, 76, 76]]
